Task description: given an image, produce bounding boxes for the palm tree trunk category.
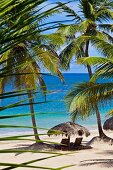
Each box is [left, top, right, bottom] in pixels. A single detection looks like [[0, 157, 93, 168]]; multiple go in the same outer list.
[[85, 40, 93, 79], [95, 104, 105, 137], [28, 90, 40, 142], [85, 40, 105, 137], [87, 65, 92, 79]]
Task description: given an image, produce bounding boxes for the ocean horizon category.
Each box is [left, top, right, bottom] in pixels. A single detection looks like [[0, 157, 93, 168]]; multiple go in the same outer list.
[[0, 73, 112, 136]]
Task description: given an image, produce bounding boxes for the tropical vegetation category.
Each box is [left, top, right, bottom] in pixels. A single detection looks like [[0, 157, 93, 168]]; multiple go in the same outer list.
[[57, 0, 113, 77], [66, 56, 113, 140], [0, 0, 68, 169], [0, 0, 66, 142], [1, 0, 113, 169], [64, 0, 113, 140]]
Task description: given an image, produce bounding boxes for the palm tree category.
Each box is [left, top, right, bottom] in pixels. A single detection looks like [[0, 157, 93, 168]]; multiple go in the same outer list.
[[0, 43, 64, 141], [57, 0, 113, 78], [65, 81, 113, 141], [65, 56, 113, 140], [0, 0, 64, 142], [58, 0, 113, 139]]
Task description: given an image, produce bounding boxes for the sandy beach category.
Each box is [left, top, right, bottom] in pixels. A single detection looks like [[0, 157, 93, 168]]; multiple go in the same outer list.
[[1, 130, 113, 170]]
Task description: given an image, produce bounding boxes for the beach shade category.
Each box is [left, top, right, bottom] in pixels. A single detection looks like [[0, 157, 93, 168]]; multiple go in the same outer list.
[[47, 122, 90, 138], [103, 117, 113, 130], [47, 122, 90, 150]]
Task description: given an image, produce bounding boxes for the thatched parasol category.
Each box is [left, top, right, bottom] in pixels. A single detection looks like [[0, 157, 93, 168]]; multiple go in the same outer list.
[[103, 117, 113, 130], [47, 122, 90, 137]]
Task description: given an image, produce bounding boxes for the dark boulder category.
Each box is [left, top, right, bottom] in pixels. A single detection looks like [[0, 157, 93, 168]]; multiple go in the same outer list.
[[103, 117, 113, 130]]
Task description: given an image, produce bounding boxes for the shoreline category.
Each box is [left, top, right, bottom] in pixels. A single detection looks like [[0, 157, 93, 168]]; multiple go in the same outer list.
[[0, 124, 99, 137], [0, 129, 98, 138]]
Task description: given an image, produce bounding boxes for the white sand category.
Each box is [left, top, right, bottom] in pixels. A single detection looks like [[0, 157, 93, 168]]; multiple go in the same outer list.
[[1, 130, 113, 170]]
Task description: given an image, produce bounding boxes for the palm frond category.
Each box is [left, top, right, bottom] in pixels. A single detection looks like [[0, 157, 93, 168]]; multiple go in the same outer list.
[[95, 5, 113, 22], [34, 48, 59, 73], [79, 0, 95, 20], [65, 82, 113, 122], [41, 33, 66, 47], [57, 24, 80, 37], [98, 24, 113, 33], [90, 36, 113, 58], [79, 56, 112, 66], [78, 56, 113, 82], [59, 36, 88, 70], [57, 2, 82, 22], [102, 31, 113, 44], [92, 63, 113, 82], [0, 0, 67, 54], [107, 109, 113, 116]]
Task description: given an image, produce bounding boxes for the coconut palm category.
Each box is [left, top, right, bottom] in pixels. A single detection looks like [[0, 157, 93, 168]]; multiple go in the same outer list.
[[1, 44, 65, 141], [57, 0, 113, 78], [0, 0, 65, 142], [61, 0, 113, 140], [65, 81, 113, 141], [65, 56, 113, 140]]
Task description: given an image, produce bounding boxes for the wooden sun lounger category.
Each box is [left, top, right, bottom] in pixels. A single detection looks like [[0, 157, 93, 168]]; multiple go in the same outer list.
[[60, 138, 70, 150], [74, 137, 83, 146]]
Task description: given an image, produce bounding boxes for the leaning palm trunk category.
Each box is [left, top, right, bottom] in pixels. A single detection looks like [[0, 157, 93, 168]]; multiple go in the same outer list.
[[95, 104, 105, 137], [28, 90, 40, 142], [85, 41, 105, 138]]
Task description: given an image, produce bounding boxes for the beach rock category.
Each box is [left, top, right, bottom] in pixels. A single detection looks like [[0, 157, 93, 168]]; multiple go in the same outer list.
[[103, 117, 113, 130]]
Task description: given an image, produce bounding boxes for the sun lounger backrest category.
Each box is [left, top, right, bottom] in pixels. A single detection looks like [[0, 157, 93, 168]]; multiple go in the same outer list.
[[74, 137, 83, 146]]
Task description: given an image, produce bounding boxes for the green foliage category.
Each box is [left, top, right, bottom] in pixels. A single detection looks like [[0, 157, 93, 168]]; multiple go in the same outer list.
[[65, 82, 113, 121], [0, 0, 65, 96], [1, 0, 113, 168], [57, 2, 82, 22], [79, 57, 113, 82], [0, 0, 66, 54], [56, 0, 113, 71], [0, 0, 67, 169]]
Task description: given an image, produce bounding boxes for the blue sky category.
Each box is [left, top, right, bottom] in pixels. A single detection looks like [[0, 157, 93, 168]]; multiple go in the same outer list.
[[43, 0, 102, 73]]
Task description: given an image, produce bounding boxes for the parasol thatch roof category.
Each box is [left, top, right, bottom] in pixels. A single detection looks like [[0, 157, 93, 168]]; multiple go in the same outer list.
[[103, 117, 113, 130], [47, 122, 90, 137]]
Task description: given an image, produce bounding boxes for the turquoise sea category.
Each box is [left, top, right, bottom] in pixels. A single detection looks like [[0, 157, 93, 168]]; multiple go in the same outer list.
[[0, 73, 112, 136]]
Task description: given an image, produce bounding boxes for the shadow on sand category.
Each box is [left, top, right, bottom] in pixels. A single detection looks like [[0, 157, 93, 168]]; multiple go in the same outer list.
[[80, 159, 113, 168], [10, 141, 92, 156]]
